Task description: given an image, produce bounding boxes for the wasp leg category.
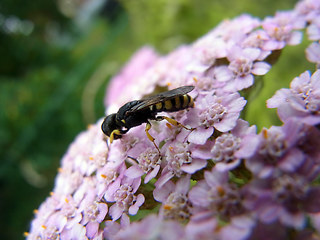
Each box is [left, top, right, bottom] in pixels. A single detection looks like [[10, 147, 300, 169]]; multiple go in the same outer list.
[[156, 116, 193, 130], [145, 121, 161, 154], [109, 129, 122, 143]]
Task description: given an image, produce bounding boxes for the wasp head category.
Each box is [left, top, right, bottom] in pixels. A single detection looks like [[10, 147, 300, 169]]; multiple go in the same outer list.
[[101, 113, 127, 143], [101, 114, 117, 136]]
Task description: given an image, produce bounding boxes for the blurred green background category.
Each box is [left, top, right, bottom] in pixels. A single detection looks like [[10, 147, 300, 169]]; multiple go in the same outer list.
[[0, 0, 312, 239]]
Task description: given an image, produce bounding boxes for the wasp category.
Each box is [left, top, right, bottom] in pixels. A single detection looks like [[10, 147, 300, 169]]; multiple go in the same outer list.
[[101, 86, 195, 152]]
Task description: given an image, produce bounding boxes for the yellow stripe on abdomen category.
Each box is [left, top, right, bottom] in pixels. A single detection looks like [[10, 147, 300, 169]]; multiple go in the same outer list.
[[164, 100, 173, 110], [182, 95, 189, 108], [174, 96, 181, 109], [156, 102, 163, 110]]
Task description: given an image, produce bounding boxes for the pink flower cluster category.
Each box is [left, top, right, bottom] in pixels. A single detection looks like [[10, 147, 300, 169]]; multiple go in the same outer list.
[[27, 0, 320, 239]]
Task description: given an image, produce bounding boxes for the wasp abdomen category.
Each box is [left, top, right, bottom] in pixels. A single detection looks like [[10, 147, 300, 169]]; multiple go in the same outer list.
[[149, 94, 194, 113]]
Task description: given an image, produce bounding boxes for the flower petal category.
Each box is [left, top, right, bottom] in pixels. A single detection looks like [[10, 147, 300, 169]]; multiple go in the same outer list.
[[188, 127, 213, 144]]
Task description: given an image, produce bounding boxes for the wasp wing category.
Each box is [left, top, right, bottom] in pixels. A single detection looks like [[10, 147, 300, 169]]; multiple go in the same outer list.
[[126, 86, 194, 114]]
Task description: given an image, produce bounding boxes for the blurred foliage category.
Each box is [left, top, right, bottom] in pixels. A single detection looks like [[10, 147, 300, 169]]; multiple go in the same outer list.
[[0, 0, 308, 239], [120, 0, 298, 51], [246, 38, 314, 129]]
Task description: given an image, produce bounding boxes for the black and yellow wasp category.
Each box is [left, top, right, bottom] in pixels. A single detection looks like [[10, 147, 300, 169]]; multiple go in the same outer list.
[[101, 86, 195, 152]]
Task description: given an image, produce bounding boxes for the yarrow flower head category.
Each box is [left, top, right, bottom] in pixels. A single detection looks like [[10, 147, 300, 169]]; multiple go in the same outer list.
[[267, 70, 320, 125], [243, 119, 310, 179], [186, 91, 247, 145], [26, 0, 320, 239], [225, 46, 271, 91], [211, 119, 257, 172]]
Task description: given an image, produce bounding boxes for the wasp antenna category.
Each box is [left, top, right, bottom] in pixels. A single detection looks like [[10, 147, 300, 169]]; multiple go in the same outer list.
[[109, 132, 115, 143], [109, 129, 122, 143]]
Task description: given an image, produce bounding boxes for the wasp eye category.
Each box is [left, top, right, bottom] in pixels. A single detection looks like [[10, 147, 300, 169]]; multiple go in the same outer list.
[[101, 114, 118, 137]]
